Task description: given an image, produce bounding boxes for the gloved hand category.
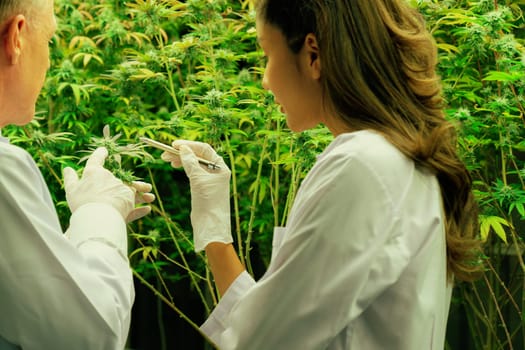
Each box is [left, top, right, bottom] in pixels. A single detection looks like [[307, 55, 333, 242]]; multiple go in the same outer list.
[[161, 140, 232, 252], [127, 181, 155, 223], [63, 147, 149, 223]]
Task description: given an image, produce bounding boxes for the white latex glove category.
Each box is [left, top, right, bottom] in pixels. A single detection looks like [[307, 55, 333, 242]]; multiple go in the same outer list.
[[63, 147, 137, 222], [161, 140, 232, 252], [127, 181, 155, 223]]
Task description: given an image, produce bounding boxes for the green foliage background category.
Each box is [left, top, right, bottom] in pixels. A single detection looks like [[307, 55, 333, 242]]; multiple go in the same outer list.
[[3, 0, 524, 348]]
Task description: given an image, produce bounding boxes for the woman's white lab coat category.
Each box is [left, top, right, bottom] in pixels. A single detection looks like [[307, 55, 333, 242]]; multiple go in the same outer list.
[[0, 135, 134, 350], [201, 130, 452, 349]]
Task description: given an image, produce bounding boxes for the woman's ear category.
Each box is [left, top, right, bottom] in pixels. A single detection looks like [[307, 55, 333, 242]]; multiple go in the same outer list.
[[302, 33, 321, 80], [3, 15, 26, 65]]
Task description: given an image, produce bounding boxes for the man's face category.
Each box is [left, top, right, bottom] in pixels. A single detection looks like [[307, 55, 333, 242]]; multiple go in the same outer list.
[[19, 1, 56, 125], [1, 0, 56, 127]]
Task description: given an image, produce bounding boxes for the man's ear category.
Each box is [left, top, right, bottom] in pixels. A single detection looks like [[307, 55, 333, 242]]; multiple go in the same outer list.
[[302, 33, 321, 80], [3, 15, 26, 65]]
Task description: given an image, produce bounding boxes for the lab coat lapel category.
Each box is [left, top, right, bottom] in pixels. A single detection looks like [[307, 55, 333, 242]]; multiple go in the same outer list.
[[271, 226, 287, 262]]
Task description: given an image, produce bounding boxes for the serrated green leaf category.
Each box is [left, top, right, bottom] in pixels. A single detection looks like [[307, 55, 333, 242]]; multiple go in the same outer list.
[[437, 43, 460, 53], [483, 71, 524, 82], [479, 215, 510, 243]]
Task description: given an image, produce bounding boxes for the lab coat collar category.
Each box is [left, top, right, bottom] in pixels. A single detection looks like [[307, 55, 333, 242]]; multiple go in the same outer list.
[[316, 129, 373, 162]]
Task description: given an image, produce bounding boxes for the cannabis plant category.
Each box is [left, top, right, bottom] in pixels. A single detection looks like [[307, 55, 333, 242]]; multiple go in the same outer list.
[[3, 0, 523, 348], [418, 0, 525, 349]]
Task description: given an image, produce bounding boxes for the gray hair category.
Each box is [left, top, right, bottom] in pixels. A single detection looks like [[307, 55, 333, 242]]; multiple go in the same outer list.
[[0, 0, 46, 24]]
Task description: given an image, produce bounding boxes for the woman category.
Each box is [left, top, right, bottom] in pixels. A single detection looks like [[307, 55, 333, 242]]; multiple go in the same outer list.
[[162, 0, 481, 348]]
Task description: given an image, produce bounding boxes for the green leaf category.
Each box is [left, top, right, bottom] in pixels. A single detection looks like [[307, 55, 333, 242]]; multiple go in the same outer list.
[[479, 215, 510, 243], [512, 141, 525, 151], [509, 202, 525, 218], [483, 71, 524, 83], [437, 43, 460, 53]]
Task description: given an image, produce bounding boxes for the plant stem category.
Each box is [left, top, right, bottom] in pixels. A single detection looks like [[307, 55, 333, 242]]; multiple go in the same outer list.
[[273, 115, 281, 226], [22, 127, 63, 186], [224, 135, 245, 266], [133, 270, 219, 349], [483, 272, 513, 349], [245, 133, 269, 275], [148, 169, 212, 313], [485, 259, 522, 316], [165, 66, 181, 111]]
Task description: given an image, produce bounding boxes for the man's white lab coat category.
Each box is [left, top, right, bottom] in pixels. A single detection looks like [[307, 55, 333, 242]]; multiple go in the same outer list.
[[201, 130, 453, 349], [0, 134, 134, 349]]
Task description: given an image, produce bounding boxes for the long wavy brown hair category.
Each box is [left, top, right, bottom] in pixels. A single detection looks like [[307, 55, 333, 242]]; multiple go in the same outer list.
[[256, 0, 482, 282]]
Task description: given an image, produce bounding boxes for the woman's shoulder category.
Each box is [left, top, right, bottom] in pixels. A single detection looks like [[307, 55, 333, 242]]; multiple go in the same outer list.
[[313, 130, 413, 184], [297, 129, 434, 211], [320, 130, 406, 167]]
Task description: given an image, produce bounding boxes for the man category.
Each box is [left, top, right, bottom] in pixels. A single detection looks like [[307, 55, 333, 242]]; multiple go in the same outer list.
[[0, 1, 153, 348]]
